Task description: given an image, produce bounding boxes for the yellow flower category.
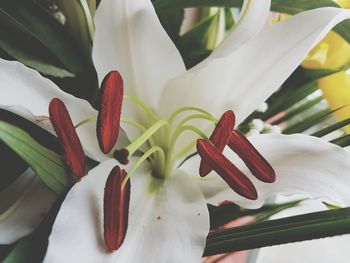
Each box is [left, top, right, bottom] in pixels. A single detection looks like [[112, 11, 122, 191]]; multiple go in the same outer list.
[[318, 71, 350, 132], [302, 0, 350, 132], [338, 0, 350, 8], [302, 31, 350, 70]]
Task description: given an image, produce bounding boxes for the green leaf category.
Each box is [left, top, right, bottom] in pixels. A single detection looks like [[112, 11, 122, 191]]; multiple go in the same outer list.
[[272, 96, 323, 125], [0, 23, 74, 78], [330, 133, 350, 147], [55, 0, 95, 59], [270, 0, 339, 14], [0, 121, 67, 194], [209, 200, 303, 229], [154, 0, 350, 43], [283, 108, 333, 134], [263, 81, 319, 120], [153, 0, 242, 10], [311, 118, 350, 137], [0, 0, 86, 75], [2, 236, 36, 263], [156, 8, 184, 43], [204, 207, 350, 256], [224, 8, 235, 31], [177, 15, 216, 67], [154, 0, 339, 11]]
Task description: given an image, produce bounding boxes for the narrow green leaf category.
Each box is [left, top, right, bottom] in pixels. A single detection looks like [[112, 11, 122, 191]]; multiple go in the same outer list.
[[209, 200, 303, 229], [156, 8, 184, 43], [204, 207, 350, 256], [0, 121, 67, 194], [224, 8, 235, 31], [303, 59, 350, 80], [177, 15, 216, 67], [254, 200, 303, 222], [270, 0, 339, 14], [283, 108, 333, 134], [272, 96, 323, 125], [323, 202, 341, 210], [154, 0, 337, 11], [154, 0, 338, 11], [179, 15, 217, 47], [312, 118, 350, 137], [330, 133, 350, 147], [263, 81, 318, 120]]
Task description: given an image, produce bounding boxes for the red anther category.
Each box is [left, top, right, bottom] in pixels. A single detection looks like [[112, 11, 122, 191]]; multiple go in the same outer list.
[[113, 149, 129, 165], [197, 139, 258, 200], [97, 71, 124, 154], [104, 166, 130, 251], [199, 110, 235, 177], [49, 98, 86, 178], [228, 130, 276, 183]]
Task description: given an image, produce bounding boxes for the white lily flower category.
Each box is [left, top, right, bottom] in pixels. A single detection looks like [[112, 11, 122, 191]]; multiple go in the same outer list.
[[1, 0, 350, 262]]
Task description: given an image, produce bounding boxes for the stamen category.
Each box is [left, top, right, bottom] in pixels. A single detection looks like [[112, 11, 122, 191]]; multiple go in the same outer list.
[[74, 116, 97, 129], [175, 113, 217, 127], [172, 125, 209, 143], [168, 106, 216, 124], [228, 130, 276, 183], [121, 118, 156, 147], [121, 118, 147, 133], [199, 110, 235, 177], [196, 139, 257, 200], [104, 166, 130, 251], [49, 98, 86, 179], [97, 71, 123, 154], [123, 95, 157, 121], [122, 146, 166, 184], [116, 120, 169, 164]]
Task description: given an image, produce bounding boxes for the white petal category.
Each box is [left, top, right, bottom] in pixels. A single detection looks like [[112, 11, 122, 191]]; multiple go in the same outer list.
[[0, 59, 105, 161], [92, 0, 186, 112], [204, 0, 271, 60], [159, 8, 350, 123], [0, 169, 56, 244], [182, 134, 350, 209], [255, 198, 350, 263], [44, 159, 209, 263]]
